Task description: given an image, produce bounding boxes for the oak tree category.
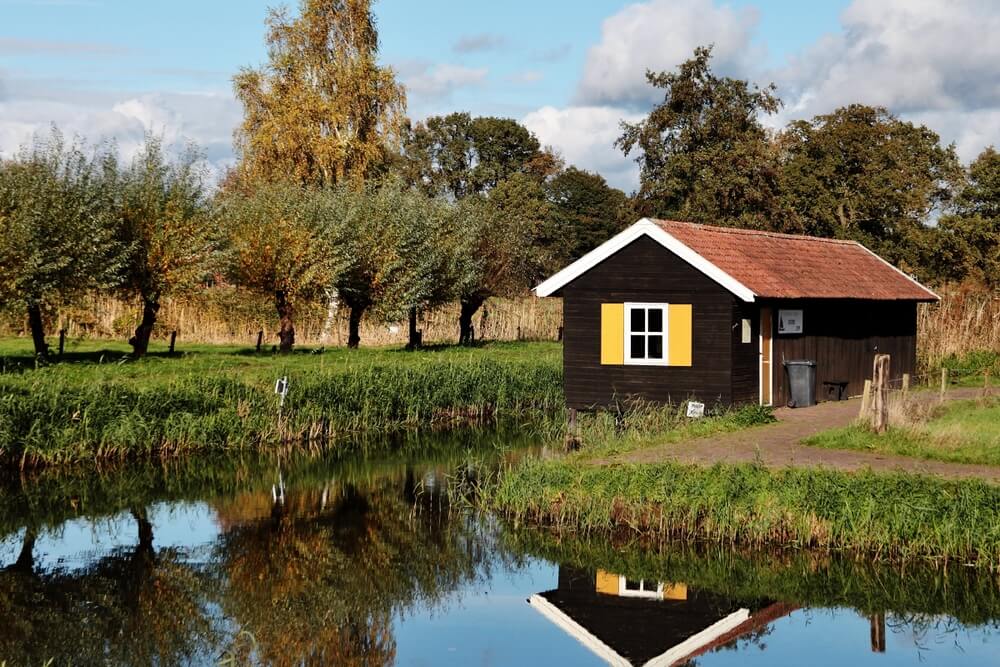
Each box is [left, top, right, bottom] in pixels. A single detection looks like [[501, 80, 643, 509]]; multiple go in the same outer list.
[[617, 46, 783, 228]]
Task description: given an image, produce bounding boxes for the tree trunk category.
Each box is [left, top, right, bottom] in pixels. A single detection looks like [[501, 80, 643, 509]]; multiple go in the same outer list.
[[347, 304, 365, 349], [132, 507, 154, 554], [275, 290, 295, 352], [459, 297, 484, 345], [13, 528, 36, 572], [406, 306, 420, 350], [27, 302, 48, 359], [129, 297, 160, 357]]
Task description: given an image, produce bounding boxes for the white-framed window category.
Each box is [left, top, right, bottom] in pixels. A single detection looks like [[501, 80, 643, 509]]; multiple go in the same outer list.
[[619, 576, 664, 599], [624, 303, 669, 365]]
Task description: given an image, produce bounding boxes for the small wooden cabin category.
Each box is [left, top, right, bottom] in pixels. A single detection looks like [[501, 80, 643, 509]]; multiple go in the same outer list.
[[535, 219, 939, 409]]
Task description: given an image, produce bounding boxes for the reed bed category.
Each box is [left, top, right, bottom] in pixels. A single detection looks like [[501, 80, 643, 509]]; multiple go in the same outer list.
[[0, 291, 564, 347], [479, 460, 1000, 568], [918, 285, 1000, 372], [0, 352, 563, 468]]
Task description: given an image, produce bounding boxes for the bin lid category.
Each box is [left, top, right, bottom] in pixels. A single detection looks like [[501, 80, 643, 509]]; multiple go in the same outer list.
[[783, 360, 816, 366]]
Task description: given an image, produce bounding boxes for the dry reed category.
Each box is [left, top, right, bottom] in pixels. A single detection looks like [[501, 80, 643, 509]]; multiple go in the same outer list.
[[0, 289, 564, 348]]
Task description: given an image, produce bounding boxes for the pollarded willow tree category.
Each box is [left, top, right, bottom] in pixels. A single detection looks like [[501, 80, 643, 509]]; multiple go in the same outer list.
[[0, 129, 124, 358], [233, 0, 407, 187], [217, 181, 343, 352], [452, 175, 547, 345], [329, 180, 453, 349], [117, 136, 214, 357]]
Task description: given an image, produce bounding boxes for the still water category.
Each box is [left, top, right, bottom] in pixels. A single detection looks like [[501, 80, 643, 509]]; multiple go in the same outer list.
[[1, 431, 998, 666]]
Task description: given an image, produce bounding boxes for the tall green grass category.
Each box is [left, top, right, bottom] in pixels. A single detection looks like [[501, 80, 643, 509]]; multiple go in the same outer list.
[[0, 352, 562, 467], [478, 460, 1000, 568]]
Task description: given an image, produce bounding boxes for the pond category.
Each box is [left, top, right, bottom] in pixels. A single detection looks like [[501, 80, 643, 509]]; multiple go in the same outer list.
[[1, 430, 998, 666]]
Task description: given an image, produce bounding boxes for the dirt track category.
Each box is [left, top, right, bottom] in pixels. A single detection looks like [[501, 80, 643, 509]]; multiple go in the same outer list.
[[612, 388, 1000, 482]]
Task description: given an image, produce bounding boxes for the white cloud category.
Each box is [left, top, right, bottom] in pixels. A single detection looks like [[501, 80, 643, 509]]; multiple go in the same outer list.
[[398, 62, 488, 100], [775, 0, 1000, 161], [522, 105, 642, 191], [0, 36, 128, 56], [576, 0, 761, 108], [452, 33, 507, 54], [507, 70, 543, 85], [780, 0, 1000, 116], [0, 72, 240, 180]]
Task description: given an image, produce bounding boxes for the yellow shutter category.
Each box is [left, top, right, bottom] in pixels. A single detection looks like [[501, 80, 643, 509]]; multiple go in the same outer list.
[[600, 303, 624, 365], [595, 570, 620, 595], [662, 582, 688, 600], [668, 304, 692, 367]]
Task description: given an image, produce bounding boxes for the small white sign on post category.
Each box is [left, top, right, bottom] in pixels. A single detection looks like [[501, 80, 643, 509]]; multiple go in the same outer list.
[[686, 401, 705, 418], [274, 376, 289, 409]]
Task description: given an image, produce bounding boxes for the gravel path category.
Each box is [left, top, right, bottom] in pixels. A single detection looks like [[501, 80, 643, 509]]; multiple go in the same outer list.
[[613, 388, 1000, 482]]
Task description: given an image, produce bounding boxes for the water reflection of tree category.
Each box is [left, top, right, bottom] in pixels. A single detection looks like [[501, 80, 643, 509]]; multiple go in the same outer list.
[[0, 505, 216, 666], [212, 466, 507, 666]]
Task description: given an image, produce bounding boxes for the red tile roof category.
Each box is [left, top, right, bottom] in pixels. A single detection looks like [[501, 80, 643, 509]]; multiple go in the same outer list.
[[654, 219, 939, 301]]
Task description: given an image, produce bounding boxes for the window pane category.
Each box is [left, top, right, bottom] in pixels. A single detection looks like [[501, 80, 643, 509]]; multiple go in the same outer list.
[[630, 308, 645, 333], [625, 579, 641, 591], [630, 335, 645, 359], [647, 308, 663, 332], [648, 335, 663, 359]]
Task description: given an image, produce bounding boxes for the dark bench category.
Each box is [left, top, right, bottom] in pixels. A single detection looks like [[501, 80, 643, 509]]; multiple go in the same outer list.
[[822, 380, 849, 401]]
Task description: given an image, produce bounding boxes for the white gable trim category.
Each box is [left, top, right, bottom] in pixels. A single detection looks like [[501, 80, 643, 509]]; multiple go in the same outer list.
[[533, 218, 756, 302], [528, 594, 631, 667], [853, 242, 941, 301], [529, 593, 752, 667]]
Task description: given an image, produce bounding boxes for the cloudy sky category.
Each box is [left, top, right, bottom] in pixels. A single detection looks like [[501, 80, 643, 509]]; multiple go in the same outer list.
[[2, 0, 997, 190]]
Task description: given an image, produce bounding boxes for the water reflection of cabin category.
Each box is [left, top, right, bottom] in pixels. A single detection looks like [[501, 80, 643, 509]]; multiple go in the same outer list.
[[529, 566, 796, 667], [535, 219, 938, 408]]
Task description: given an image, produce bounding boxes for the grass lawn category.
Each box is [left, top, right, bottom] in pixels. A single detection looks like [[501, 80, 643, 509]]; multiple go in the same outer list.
[[0, 336, 563, 467], [804, 397, 1000, 466]]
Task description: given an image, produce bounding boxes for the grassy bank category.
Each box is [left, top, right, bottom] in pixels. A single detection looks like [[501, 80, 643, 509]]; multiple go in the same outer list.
[[480, 460, 1000, 568], [805, 396, 1000, 466], [0, 339, 562, 467]]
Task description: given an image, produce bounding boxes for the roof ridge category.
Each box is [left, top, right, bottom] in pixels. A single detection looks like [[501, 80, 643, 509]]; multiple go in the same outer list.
[[652, 219, 860, 246]]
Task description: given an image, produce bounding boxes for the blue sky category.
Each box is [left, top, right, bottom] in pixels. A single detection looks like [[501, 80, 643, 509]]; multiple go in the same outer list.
[[1, 0, 997, 190]]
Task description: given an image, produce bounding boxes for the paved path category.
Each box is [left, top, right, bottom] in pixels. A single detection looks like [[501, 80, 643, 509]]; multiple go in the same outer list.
[[612, 388, 1000, 482]]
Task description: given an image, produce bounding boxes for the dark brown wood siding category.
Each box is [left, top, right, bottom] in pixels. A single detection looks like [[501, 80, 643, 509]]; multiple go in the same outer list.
[[731, 301, 760, 405], [767, 299, 918, 406], [561, 235, 735, 409]]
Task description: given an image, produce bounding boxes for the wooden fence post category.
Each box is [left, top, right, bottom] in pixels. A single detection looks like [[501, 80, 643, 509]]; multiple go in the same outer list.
[[872, 354, 890, 434], [169, 330, 177, 355], [564, 408, 580, 451], [940, 367, 949, 402], [859, 379, 872, 419], [256, 330, 264, 353], [870, 613, 886, 653], [985, 370, 991, 398], [58, 329, 67, 359], [901, 373, 910, 397]]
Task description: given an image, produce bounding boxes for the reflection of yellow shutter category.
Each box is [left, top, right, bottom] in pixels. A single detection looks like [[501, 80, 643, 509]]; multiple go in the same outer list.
[[668, 304, 692, 367], [663, 582, 688, 600], [601, 304, 624, 365], [596, 570, 619, 595]]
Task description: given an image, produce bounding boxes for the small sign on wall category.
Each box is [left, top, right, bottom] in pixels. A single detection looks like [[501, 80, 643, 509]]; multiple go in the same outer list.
[[686, 401, 705, 418], [778, 309, 803, 335]]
